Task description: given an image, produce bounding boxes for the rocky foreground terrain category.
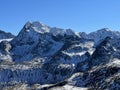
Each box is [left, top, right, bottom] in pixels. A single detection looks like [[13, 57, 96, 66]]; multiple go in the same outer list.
[[0, 21, 120, 90]]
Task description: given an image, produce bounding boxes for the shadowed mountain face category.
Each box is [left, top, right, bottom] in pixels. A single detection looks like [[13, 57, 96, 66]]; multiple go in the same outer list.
[[0, 30, 14, 39], [0, 21, 120, 89]]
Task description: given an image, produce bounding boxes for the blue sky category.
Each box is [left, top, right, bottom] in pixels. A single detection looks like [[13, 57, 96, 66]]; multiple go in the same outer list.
[[0, 0, 120, 35]]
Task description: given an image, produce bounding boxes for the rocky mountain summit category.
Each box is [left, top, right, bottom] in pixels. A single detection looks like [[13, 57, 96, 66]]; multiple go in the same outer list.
[[0, 21, 120, 90]]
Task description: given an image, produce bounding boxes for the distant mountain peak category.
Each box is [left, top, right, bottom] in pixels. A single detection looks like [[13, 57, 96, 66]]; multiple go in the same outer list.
[[88, 28, 120, 45], [97, 28, 111, 32], [0, 30, 15, 39]]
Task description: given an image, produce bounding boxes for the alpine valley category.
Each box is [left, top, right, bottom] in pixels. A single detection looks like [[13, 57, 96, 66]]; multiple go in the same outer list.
[[0, 21, 120, 90]]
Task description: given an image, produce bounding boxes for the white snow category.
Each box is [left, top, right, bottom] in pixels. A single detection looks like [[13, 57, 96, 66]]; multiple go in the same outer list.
[[49, 85, 88, 90], [107, 58, 120, 67], [0, 38, 13, 42], [62, 51, 86, 57]]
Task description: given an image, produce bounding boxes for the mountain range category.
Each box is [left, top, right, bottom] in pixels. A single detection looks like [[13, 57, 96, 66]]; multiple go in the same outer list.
[[0, 21, 120, 90]]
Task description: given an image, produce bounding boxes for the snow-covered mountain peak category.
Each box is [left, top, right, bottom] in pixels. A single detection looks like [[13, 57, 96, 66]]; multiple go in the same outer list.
[[21, 21, 80, 37], [88, 28, 120, 45], [23, 21, 50, 34], [32, 21, 49, 28], [24, 21, 32, 29], [97, 28, 111, 32]]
